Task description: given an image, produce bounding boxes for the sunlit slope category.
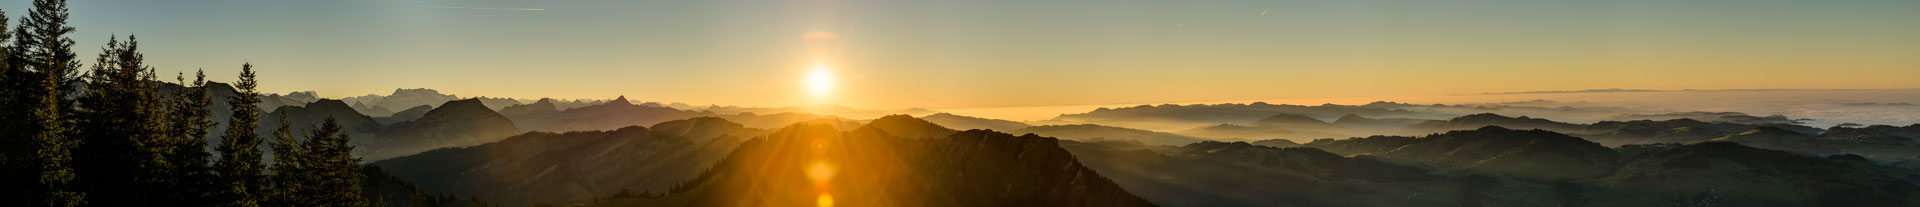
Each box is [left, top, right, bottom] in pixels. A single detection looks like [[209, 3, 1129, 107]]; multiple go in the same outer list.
[[591, 123, 1154, 206]]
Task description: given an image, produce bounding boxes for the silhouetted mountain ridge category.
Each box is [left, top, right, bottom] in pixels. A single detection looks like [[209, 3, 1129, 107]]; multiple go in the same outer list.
[[588, 120, 1154, 207]]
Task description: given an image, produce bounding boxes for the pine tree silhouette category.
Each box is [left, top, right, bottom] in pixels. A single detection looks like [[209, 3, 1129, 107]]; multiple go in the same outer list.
[[72, 35, 170, 206], [216, 63, 266, 207], [163, 69, 219, 206], [305, 117, 368, 206], [1, 0, 86, 205]]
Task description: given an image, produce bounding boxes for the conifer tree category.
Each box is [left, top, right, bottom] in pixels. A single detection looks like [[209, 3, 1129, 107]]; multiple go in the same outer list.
[[0, 8, 30, 207], [1, 0, 87, 205], [164, 69, 218, 206], [73, 35, 173, 206], [269, 113, 310, 206], [294, 117, 368, 206], [216, 63, 266, 207]]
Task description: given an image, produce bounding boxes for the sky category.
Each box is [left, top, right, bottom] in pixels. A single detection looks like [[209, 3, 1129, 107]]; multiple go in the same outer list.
[[4, 0, 1917, 109]]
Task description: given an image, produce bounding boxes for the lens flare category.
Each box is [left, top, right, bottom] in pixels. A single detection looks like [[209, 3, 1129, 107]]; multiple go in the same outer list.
[[807, 161, 837, 182], [817, 193, 835, 207]]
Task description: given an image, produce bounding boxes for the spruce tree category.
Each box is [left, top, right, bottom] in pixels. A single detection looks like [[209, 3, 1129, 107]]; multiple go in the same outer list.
[[1, 0, 86, 205], [0, 8, 29, 207], [72, 35, 170, 206], [216, 63, 266, 207], [164, 69, 218, 206], [308, 117, 367, 206], [280, 116, 368, 206], [269, 113, 310, 206]]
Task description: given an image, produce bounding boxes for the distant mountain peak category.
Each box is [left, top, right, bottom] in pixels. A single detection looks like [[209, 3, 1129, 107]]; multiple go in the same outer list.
[[306, 99, 356, 112], [499, 98, 561, 116], [608, 96, 632, 106], [391, 88, 445, 95], [435, 99, 489, 110]]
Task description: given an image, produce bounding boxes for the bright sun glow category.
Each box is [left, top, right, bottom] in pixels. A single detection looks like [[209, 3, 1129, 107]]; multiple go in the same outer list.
[[806, 64, 836, 98]]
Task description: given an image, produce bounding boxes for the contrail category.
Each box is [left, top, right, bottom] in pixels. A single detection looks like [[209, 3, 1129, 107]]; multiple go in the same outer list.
[[1260, 8, 1270, 16], [419, 5, 545, 11]]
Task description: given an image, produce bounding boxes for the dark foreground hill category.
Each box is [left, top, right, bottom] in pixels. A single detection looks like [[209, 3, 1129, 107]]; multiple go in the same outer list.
[[585, 123, 1155, 206], [1087, 126, 1920, 207]]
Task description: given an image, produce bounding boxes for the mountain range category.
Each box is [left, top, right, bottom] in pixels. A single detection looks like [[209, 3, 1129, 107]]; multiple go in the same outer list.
[[149, 84, 1920, 206], [350, 113, 1920, 206]]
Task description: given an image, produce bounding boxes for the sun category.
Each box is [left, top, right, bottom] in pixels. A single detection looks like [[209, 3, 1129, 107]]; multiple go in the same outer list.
[[806, 63, 836, 98]]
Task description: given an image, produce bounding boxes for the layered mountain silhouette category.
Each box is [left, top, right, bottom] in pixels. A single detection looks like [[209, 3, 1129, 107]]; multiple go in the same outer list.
[[919, 112, 1030, 131], [263, 99, 386, 137], [585, 122, 1153, 206], [366, 89, 460, 116], [340, 88, 531, 116], [506, 96, 708, 132], [156, 80, 308, 123], [1394, 113, 1835, 148], [710, 112, 852, 129], [502, 96, 870, 133], [364, 99, 522, 160], [252, 98, 524, 161], [373, 116, 1154, 206], [1579, 118, 1824, 145], [499, 98, 562, 117], [1588, 142, 1919, 206], [135, 83, 1920, 207], [1694, 125, 1920, 164], [1043, 102, 1424, 131], [1177, 113, 1354, 142], [1060, 140, 1471, 206], [373, 117, 759, 207], [1825, 124, 1920, 143], [1606, 111, 1809, 125], [1317, 126, 1622, 180], [1332, 114, 1430, 132], [696, 104, 939, 120], [1064, 126, 1920, 206], [1010, 124, 1209, 146], [375, 105, 434, 124], [1405, 113, 1589, 134]]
